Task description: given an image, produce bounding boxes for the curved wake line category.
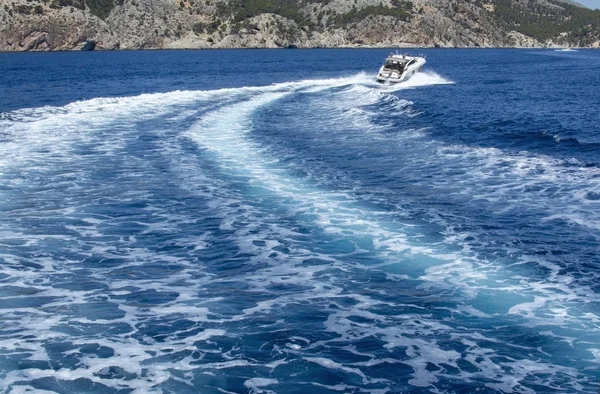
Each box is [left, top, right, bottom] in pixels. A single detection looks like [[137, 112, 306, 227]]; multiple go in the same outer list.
[[0, 71, 452, 122], [0, 74, 379, 185], [185, 84, 599, 323], [0, 73, 370, 121], [182, 90, 495, 390], [0, 70, 451, 180], [180, 87, 598, 392], [1, 68, 597, 393], [184, 78, 600, 300]]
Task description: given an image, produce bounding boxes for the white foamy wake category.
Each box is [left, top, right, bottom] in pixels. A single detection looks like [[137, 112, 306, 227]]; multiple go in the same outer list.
[[180, 80, 596, 392], [2, 73, 597, 393], [380, 71, 454, 91], [319, 82, 600, 325], [0, 74, 373, 209], [181, 76, 599, 391], [180, 84, 512, 390], [185, 89, 428, 258], [0, 74, 432, 393]]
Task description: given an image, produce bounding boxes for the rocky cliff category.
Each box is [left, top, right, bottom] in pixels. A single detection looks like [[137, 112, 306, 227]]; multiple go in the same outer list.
[[1, 0, 599, 51]]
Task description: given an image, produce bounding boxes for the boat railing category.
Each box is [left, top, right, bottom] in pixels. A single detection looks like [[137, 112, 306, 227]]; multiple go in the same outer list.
[[389, 50, 426, 60]]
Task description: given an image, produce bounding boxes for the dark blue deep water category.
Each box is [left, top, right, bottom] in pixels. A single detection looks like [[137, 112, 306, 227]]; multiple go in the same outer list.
[[0, 48, 599, 393]]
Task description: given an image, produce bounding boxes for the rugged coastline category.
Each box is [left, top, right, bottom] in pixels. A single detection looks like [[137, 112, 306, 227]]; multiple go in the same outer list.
[[1, 0, 599, 51]]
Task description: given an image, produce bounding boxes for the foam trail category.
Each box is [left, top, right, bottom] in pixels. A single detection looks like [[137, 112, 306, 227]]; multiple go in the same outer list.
[[183, 86, 503, 388], [379, 71, 453, 90], [0, 74, 374, 191], [186, 77, 600, 323], [0, 76, 386, 394], [1, 72, 598, 393], [186, 90, 426, 256], [183, 79, 599, 391]]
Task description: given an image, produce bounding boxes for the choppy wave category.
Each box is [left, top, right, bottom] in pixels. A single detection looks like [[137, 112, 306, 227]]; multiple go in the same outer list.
[[0, 71, 599, 393]]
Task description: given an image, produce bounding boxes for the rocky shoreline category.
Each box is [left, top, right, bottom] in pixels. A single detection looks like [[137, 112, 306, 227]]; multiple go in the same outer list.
[[1, 0, 599, 52]]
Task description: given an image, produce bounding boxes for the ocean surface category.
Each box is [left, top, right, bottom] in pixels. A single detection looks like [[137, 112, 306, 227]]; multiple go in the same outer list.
[[0, 48, 599, 393]]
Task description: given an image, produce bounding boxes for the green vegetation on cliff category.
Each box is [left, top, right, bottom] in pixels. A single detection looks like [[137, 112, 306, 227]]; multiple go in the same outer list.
[[491, 0, 600, 45], [228, 0, 307, 23], [218, 0, 414, 29], [86, 0, 121, 19]]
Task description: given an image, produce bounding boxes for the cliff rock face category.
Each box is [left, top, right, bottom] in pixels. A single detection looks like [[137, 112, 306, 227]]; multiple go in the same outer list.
[[0, 0, 117, 51], [1, 0, 598, 51]]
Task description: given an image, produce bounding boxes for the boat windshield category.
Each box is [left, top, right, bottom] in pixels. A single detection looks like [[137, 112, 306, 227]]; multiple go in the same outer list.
[[383, 59, 406, 71]]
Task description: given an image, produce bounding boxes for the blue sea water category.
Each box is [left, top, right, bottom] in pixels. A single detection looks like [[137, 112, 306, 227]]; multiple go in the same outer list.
[[0, 48, 599, 393]]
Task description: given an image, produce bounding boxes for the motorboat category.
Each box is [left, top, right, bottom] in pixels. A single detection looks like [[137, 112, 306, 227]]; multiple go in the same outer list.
[[376, 53, 426, 84]]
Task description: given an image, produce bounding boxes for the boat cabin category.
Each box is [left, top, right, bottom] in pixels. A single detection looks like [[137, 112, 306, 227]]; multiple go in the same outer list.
[[383, 56, 410, 72]]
